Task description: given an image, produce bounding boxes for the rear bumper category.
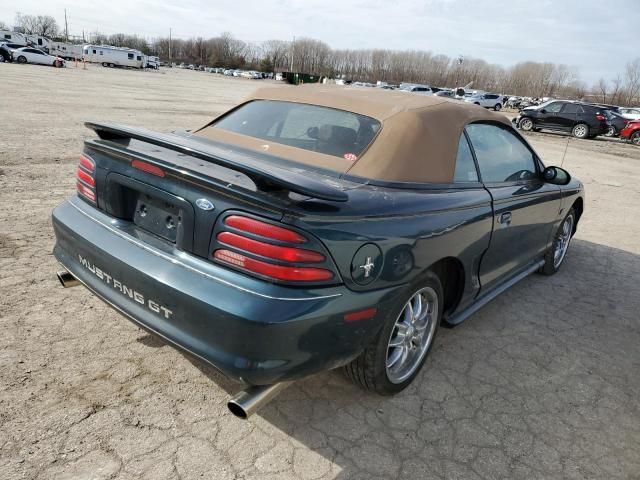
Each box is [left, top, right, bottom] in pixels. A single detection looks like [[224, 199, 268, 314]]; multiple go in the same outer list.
[[52, 197, 402, 385]]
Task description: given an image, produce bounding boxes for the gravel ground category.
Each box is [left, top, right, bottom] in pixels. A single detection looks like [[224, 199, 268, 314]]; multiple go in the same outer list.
[[1, 63, 639, 480]]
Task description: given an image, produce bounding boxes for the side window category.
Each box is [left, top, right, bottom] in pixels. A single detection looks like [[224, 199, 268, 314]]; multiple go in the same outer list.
[[465, 123, 538, 183], [128, 53, 134, 59], [545, 102, 564, 113], [454, 135, 479, 183], [561, 103, 580, 114]]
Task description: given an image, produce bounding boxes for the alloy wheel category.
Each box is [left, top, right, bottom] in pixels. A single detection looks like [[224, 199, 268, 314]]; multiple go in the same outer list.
[[520, 118, 533, 131], [573, 124, 588, 138], [632, 133, 640, 146], [553, 214, 574, 268], [386, 287, 438, 384]]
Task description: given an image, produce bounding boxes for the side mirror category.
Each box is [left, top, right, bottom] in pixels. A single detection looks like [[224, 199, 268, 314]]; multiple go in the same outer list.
[[543, 166, 571, 185], [540, 109, 547, 114], [307, 126, 319, 139]]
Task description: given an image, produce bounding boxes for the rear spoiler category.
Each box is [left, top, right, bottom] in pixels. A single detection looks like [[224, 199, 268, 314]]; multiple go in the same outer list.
[[85, 122, 348, 202]]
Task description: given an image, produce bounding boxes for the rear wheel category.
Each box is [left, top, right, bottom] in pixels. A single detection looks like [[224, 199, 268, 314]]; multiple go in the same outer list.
[[631, 131, 640, 146], [17, 55, 27, 64], [540, 208, 575, 275], [344, 271, 442, 394], [494, 103, 502, 111], [604, 126, 616, 137], [572, 123, 589, 139], [519, 117, 534, 131]]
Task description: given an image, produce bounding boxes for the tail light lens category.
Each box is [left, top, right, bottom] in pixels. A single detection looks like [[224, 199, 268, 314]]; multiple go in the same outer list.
[[76, 154, 96, 203], [213, 214, 335, 284], [596, 114, 606, 121]]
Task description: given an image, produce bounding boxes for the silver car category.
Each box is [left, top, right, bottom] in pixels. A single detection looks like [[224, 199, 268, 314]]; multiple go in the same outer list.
[[464, 93, 503, 111]]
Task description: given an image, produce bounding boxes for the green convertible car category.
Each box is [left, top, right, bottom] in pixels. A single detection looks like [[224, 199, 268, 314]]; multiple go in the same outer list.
[[52, 86, 584, 418]]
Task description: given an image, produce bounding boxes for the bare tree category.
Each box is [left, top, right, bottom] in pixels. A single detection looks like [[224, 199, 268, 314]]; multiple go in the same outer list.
[[0, 20, 8, 30], [624, 58, 640, 105], [16, 14, 59, 37], [596, 78, 608, 103]]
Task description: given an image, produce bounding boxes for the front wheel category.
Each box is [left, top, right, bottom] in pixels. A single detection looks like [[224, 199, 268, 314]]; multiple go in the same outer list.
[[631, 131, 640, 146], [572, 123, 589, 139], [494, 103, 502, 111], [540, 208, 575, 275], [17, 55, 27, 64], [519, 117, 534, 131], [344, 271, 442, 394]]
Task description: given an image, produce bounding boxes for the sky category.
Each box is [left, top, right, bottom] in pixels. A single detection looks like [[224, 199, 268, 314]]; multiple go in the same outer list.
[[2, 0, 638, 84]]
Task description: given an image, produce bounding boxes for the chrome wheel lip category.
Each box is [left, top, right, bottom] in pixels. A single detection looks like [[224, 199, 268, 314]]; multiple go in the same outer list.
[[553, 214, 574, 268], [385, 287, 438, 384]]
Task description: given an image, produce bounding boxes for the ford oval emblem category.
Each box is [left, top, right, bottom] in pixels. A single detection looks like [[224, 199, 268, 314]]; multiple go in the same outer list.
[[196, 198, 215, 211]]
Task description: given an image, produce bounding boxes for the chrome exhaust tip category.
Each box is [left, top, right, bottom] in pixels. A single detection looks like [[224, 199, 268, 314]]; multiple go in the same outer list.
[[227, 382, 290, 419], [57, 269, 79, 288]]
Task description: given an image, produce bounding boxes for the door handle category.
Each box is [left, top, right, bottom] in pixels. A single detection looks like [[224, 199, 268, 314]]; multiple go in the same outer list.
[[499, 212, 512, 225]]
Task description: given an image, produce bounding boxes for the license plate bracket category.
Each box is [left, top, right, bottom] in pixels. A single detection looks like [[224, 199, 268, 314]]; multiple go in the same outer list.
[[133, 194, 180, 243]]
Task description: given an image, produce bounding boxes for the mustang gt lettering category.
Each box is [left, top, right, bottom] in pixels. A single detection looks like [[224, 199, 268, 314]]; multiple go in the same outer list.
[[52, 85, 584, 418], [78, 254, 173, 319]]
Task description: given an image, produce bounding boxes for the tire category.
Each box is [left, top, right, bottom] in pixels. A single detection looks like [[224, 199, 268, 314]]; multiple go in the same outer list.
[[17, 55, 27, 64], [540, 208, 575, 275], [344, 271, 443, 395], [572, 123, 589, 139], [631, 131, 640, 146], [494, 103, 502, 111], [102, 62, 108, 67], [604, 126, 616, 137], [474, 102, 480, 105], [519, 117, 534, 131]]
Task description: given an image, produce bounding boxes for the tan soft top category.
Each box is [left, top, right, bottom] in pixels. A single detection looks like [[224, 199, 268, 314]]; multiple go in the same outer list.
[[195, 85, 511, 184]]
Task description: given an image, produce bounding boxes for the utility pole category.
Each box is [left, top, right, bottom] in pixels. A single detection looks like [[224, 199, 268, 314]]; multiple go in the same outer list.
[[169, 28, 172, 65], [289, 35, 295, 72], [64, 9, 69, 42]]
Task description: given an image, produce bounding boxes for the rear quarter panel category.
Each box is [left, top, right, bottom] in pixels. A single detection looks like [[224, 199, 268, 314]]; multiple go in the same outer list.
[[286, 185, 494, 314]]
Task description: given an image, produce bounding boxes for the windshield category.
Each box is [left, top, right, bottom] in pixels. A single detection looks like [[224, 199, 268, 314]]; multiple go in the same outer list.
[[210, 100, 381, 159]]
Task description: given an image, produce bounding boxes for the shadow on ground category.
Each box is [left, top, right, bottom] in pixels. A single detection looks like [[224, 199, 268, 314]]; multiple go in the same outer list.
[[173, 238, 640, 479]]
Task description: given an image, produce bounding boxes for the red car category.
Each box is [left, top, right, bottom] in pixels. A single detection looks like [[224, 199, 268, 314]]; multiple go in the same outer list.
[[620, 120, 640, 145]]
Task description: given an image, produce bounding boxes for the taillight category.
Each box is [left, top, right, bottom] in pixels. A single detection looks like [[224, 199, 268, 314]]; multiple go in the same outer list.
[[213, 215, 335, 284], [131, 159, 165, 177], [76, 154, 96, 203], [596, 114, 606, 121]]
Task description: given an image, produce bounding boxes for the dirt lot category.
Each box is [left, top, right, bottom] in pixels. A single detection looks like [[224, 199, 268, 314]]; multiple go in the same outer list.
[[1, 63, 639, 480]]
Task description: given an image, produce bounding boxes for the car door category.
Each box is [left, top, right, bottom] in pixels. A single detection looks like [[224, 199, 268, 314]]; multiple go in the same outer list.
[[558, 103, 582, 132], [465, 122, 562, 293], [536, 101, 565, 129]]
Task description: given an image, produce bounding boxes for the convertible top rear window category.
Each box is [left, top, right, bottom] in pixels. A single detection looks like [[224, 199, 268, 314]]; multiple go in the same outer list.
[[210, 100, 381, 160]]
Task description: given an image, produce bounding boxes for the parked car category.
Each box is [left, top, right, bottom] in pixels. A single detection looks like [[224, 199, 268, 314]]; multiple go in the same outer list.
[[619, 108, 640, 121], [398, 84, 433, 95], [434, 90, 454, 98], [464, 93, 503, 111], [12, 47, 64, 67], [516, 100, 609, 138], [52, 86, 583, 418], [620, 120, 640, 145], [603, 110, 630, 137], [0, 42, 26, 62]]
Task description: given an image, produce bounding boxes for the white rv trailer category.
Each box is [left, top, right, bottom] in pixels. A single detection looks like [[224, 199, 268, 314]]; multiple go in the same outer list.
[[82, 45, 144, 68], [49, 42, 84, 60], [25, 34, 52, 52], [0, 30, 27, 45]]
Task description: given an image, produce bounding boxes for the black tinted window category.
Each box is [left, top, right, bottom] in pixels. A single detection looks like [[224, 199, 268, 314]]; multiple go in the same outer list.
[[127, 53, 134, 59], [545, 102, 564, 113], [561, 103, 582, 114], [466, 123, 537, 183], [211, 100, 381, 159], [454, 135, 478, 182]]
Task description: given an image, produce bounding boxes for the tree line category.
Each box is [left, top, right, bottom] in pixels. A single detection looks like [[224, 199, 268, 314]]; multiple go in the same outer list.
[[4, 14, 640, 105]]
